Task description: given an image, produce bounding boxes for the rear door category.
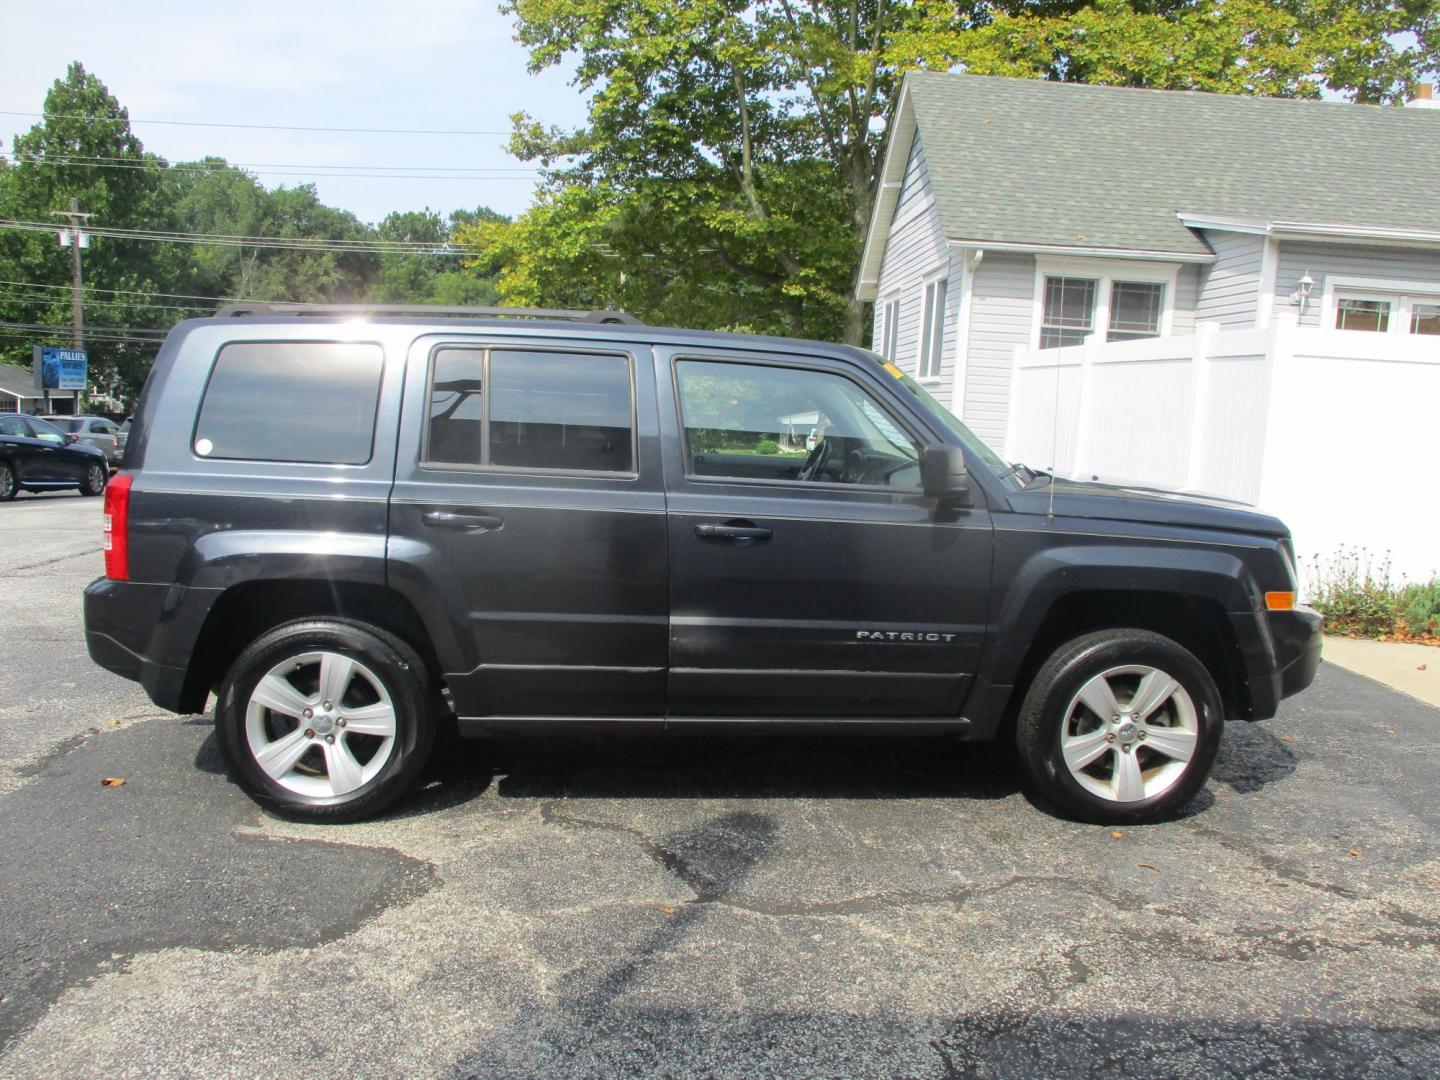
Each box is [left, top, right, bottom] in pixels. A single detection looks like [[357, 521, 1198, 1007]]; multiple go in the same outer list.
[[388, 337, 668, 720], [657, 348, 994, 718]]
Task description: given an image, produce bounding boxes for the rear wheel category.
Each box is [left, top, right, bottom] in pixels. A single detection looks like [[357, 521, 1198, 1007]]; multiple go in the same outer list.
[[0, 463, 15, 501], [80, 461, 107, 496], [215, 619, 437, 822], [1015, 628, 1223, 824]]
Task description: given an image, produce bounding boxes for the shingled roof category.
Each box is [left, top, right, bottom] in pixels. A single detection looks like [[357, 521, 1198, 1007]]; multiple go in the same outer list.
[[860, 72, 1440, 294]]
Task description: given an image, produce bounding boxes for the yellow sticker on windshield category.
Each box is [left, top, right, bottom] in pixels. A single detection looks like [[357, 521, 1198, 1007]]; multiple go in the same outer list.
[[883, 362, 905, 380]]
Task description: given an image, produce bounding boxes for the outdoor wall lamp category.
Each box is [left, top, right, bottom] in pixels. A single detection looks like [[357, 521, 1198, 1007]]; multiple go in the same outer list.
[[1290, 271, 1315, 312]]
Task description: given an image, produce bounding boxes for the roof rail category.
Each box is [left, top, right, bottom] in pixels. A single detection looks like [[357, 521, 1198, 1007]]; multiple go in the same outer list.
[[212, 302, 643, 325]]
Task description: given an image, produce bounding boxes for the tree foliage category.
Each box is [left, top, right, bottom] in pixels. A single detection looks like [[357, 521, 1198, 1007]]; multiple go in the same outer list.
[[472, 0, 1439, 344]]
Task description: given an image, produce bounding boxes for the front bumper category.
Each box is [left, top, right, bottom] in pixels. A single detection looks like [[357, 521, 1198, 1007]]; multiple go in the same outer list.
[[1231, 604, 1324, 721]]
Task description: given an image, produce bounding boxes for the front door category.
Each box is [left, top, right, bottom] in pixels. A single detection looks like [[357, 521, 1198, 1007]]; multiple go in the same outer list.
[[657, 349, 993, 718], [388, 338, 668, 719]]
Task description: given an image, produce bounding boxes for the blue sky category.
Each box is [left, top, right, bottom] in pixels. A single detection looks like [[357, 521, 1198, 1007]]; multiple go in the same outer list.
[[0, 0, 588, 223]]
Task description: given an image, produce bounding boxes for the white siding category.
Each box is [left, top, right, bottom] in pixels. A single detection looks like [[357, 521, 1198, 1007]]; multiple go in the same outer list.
[[872, 135, 961, 398], [1195, 231, 1265, 327], [1171, 264, 1201, 335], [963, 252, 1035, 447], [1276, 240, 1440, 327]]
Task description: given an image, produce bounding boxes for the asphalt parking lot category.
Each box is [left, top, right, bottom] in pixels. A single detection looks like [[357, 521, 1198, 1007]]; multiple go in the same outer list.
[[1, 493, 1437, 1078]]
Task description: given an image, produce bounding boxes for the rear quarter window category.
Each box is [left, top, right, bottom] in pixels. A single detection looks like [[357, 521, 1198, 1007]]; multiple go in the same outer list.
[[193, 342, 384, 465]]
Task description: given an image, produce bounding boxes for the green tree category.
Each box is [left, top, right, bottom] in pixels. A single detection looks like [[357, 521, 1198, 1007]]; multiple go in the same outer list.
[[0, 62, 186, 397], [476, 0, 1439, 345], [373, 206, 507, 305]]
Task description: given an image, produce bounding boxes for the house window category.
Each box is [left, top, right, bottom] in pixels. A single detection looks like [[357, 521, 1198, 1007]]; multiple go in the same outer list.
[[1040, 276, 1097, 348], [1410, 303, 1440, 336], [918, 278, 947, 379], [1107, 281, 1165, 341], [880, 298, 900, 360], [1335, 297, 1391, 333]]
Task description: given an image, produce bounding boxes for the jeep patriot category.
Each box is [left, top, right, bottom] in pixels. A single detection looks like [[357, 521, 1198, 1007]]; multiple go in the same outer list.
[[83, 304, 1323, 823]]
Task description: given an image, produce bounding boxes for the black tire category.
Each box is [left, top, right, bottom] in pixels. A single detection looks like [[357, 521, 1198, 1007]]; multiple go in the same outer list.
[[1015, 628, 1224, 825], [80, 461, 107, 496], [215, 618, 437, 822], [0, 462, 16, 501]]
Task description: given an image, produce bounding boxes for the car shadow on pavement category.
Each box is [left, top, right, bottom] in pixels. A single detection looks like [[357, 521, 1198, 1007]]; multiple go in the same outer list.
[[487, 731, 1020, 803]]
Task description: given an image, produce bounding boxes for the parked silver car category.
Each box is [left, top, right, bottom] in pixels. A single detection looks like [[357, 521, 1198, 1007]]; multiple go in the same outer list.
[[39, 415, 124, 465]]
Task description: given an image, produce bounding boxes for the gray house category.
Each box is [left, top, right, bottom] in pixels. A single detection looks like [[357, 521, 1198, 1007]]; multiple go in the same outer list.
[[859, 73, 1440, 448]]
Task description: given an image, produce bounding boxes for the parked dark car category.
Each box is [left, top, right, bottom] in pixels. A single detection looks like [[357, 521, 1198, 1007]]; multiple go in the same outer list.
[[40, 414, 125, 465], [0, 414, 109, 499], [83, 304, 1322, 825]]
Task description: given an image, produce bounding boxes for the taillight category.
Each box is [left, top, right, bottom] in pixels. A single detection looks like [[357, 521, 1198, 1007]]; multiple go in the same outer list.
[[102, 473, 133, 581]]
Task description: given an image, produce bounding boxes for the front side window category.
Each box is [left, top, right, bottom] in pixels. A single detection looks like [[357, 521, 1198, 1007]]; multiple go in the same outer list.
[[194, 342, 384, 464], [675, 359, 921, 491], [425, 347, 634, 473], [0, 415, 26, 436], [1040, 276, 1097, 348], [1335, 296, 1392, 333], [1107, 281, 1164, 341], [26, 416, 67, 445], [918, 278, 947, 378]]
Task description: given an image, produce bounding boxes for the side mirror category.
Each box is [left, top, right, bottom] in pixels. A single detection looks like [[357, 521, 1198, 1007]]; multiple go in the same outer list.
[[922, 444, 971, 507]]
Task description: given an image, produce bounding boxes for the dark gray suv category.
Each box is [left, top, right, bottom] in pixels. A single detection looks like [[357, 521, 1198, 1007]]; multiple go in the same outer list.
[[83, 304, 1322, 824]]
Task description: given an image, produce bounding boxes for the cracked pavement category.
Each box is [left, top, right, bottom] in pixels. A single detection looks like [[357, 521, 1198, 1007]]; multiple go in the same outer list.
[[1, 495, 1438, 1078]]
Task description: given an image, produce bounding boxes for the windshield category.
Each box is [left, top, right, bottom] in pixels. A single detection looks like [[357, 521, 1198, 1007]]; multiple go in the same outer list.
[[866, 353, 1009, 473]]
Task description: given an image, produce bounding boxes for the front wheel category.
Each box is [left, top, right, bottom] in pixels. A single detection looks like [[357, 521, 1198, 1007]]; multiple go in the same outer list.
[[215, 619, 437, 822], [80, 461, 107, 496], [0, 462, 16, 501], [1015, 629, 1224, 824]]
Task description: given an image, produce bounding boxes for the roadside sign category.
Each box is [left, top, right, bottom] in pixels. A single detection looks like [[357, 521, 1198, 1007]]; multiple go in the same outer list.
[[34, 346, 89, 391]]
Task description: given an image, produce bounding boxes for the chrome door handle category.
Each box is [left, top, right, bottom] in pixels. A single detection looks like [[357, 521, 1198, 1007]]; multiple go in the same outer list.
[[421, 509, 504, 533]]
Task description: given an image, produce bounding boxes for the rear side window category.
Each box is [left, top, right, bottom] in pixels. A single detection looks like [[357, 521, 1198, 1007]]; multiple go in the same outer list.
[[194, 342, 384, 465], [425, 347, 634, 474]]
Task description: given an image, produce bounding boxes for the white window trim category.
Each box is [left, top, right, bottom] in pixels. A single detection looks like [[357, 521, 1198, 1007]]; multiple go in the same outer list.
[[1320, 275, 1440, 336], [916, 264, 949, 384], [878, 292, 902, 362], [1031, 257, 1180, 349]]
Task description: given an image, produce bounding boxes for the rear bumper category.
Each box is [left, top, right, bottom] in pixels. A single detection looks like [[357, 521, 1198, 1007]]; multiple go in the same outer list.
[[1232, 605, 1324, 721], [83, 577, 219, 714]]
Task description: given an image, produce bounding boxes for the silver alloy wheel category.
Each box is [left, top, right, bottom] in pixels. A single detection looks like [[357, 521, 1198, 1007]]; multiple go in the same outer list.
[[1060, 664, 1199, 803], [245, 650, 398, 798], [0, 465, 13, 498], [86, 463, 106, 494]]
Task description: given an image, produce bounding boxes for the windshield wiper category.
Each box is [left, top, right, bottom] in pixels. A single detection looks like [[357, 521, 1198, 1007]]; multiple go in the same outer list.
[[999, 462, 1053, 487]]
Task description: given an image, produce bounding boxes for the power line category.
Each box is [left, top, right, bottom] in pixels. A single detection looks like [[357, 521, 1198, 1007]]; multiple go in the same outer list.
[[7, 152, 540, 172], [0, 109, 513, 136], [0, 219, 481, 255], [4, 155, 541, 182], [0, 279, 301, 305], [0, 320, 166, 337], [0, 289, 215, 314]]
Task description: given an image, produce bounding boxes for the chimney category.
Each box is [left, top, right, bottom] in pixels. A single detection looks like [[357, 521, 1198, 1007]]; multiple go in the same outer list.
[[1407, 82, 1438, 108]]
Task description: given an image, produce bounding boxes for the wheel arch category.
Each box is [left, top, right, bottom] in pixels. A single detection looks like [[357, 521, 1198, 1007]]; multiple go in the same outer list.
[[183, 578, 445, 712], [971, 545, 1258, 738]]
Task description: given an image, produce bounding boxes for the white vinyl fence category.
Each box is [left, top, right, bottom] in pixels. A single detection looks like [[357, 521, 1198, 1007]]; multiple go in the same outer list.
[[1005, 315, 1440, 583]]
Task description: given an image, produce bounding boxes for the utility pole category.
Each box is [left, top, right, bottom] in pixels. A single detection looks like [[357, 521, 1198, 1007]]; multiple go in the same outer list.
[[51, 197, 92, 348]]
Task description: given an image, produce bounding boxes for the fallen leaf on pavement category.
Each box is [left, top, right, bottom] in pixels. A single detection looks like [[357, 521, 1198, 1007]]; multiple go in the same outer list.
[[100, 777, 125, 787], [660, 906, 676, 914], [1347, 848, 1361, 857], [1110, 831, 1125, 840], [1137, 863, 1158, 871], [1417, 663, 1427, 671]]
